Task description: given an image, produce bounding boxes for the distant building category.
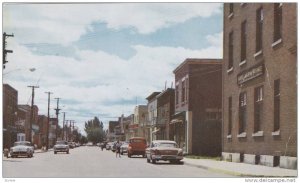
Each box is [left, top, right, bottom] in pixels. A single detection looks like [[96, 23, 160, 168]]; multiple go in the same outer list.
[[49, 118, 57, 147], [146, 92, 161, 142], [18, 104, 39, 143], [107, 121, 119, 141], [3, 84, 18, 149], [172, 58, 222, 156], [122, 114, 134, 141], [156, 88, 175, 140], [222, 3, 297, 169], [131, 105, 147, 140], [38, 115, 48, 148]]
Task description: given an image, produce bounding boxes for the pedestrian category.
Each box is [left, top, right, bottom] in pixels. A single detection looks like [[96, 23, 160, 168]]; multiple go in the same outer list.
[[115, 140, 121, 158]]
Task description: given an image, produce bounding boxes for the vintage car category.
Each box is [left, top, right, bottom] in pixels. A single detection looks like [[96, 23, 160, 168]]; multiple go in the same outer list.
[[10, 141, 34, 158], [54, 140, 69, 154], [128, 137, 147, 158], [146, 140, 183, 164], [120, 142, 129, 155]]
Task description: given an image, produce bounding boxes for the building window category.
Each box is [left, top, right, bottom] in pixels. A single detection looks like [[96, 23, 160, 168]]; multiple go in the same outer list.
[[274, 3, 282, 42], [254, 86, 263, 132], [228, 31, 234, 70], [274, 79, 280, 131], [228, 97, 232, 135], [256, 7, 263, 53], [241, 20, 247, 63], [181, 80, 186, 103], [239, 92, 247, 133], [229, 3, 234, 16], [175, 84, 179, 105]]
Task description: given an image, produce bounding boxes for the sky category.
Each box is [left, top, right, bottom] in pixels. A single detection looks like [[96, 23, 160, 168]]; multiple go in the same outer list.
[[2, 3, 223, 135]]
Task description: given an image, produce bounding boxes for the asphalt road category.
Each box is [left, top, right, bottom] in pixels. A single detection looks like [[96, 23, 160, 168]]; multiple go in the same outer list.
[[3, 146, 234, 178]]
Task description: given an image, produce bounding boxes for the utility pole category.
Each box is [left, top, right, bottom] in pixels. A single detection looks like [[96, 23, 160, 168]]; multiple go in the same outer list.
[[45, 91, 53, 150], [62, 112, 66, 140], [3, 32, 14, 69], [54, 98, 61, 142], [27, 85, 39, 143]]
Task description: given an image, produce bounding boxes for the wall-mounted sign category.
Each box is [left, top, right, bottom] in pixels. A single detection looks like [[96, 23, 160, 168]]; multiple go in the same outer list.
[[237, 63, 264, 85]]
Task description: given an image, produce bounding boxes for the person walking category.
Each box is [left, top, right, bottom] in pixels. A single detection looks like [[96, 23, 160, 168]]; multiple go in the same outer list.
[[115, 140, 122, 158]]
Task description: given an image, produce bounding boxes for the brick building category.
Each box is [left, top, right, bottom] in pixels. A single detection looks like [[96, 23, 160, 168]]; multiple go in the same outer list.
[[222, 3, 297, 169], [172, 58, 222, 156], [3, 84, 18, 149], [133, 105, 148, 140], [156, 88, 175, 140]]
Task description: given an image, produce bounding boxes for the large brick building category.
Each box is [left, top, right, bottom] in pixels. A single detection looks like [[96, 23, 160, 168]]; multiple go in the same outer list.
[[222, 3, 297, 169], [3, 84, 18, 149], [172, 58, 222, 156]]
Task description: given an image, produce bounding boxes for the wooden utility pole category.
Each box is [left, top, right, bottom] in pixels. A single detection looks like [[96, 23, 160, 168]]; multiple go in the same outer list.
[[27, 85, 39, 143], [54, 98, 61, 142], [62, 112, 66, 140], [45, 91, 53, 150]]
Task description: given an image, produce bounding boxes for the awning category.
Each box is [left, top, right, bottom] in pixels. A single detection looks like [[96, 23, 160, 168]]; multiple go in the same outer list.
[[152, 128, 160, 134], [172, 111, 186, 119], [170, 111, 186, 124], [170, 119, 184, 124]]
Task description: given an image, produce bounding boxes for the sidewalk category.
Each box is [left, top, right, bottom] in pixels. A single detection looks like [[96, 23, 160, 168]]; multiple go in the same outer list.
[[183, 158, 297, 177]]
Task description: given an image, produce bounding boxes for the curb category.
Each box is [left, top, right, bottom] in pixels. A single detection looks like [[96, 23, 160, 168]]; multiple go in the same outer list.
[[35, 149, 53, 153], [183, 161, 297, 177]]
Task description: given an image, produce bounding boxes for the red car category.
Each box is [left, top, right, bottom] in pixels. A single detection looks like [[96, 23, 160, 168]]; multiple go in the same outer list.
[[127, 137, 147, 158]]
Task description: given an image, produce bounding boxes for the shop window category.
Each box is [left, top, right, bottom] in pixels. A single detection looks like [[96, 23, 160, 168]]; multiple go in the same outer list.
[[239, 92, 247, 133], [274, 79, 280, 131], [254, 86, 263, 132]]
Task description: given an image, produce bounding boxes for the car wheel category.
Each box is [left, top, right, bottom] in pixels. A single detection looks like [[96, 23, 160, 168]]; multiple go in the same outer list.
[[152, 159, 156, 164], [54, 151, 57, 154], [147, 157, 150, 163]]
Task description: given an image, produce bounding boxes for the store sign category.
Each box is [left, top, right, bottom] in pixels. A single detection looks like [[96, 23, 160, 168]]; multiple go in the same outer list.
[[129, 124, 139, 129], [237, 64, 264, 85]]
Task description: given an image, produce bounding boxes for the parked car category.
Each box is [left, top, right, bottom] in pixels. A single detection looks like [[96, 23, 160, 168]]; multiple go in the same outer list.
[[54, 140, 69, 154], [68, 142, 75, 149], [120, 142, 129, 155], [146, 140, 183, 164], [10, 141, 34, 158], [106, 142, 113, 150], [127, 137, 147, 158]]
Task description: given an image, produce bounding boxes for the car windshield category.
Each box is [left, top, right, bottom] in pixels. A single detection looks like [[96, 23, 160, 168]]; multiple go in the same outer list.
[[56, 141, 67, 145], [14, 141, 31, 146], [130, 139, 145, 143], [156, 143, 177, 148]]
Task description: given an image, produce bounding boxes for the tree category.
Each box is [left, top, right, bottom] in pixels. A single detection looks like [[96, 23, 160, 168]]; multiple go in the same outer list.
[[84, 117, 105, 144]]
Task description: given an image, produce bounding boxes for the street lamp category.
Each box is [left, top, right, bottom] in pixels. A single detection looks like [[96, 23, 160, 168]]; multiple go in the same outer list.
[[3, 67, 36, 77]]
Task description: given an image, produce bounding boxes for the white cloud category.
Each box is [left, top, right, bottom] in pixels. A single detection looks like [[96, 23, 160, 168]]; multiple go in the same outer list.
[[3, 3, 222, 45], [3, 31, 222, 132]]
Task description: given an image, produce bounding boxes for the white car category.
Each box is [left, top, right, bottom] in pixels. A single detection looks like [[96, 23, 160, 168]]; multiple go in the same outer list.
[[10, 141, 34, 158], [54, 141, 69, 154]]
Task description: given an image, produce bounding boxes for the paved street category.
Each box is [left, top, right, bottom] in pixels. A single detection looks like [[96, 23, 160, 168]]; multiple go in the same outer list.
[[3, 146, 234, 178]]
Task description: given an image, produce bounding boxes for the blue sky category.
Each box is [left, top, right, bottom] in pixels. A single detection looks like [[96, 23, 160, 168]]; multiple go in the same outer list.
[[3, 3, 223, 133]]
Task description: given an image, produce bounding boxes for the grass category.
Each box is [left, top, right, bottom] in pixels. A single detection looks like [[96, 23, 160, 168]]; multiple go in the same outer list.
[[185, 155, 222, 161]]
